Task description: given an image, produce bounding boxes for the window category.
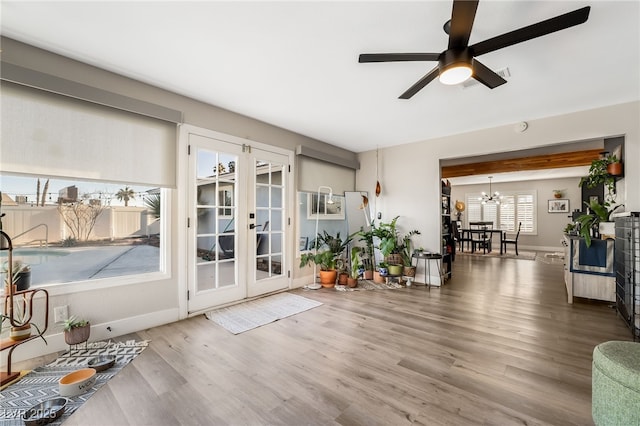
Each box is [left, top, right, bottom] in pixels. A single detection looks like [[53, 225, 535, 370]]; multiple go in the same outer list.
[[0, 175, 166, 287], [1, 82, 177, 289], [466, 190, 536, 233]]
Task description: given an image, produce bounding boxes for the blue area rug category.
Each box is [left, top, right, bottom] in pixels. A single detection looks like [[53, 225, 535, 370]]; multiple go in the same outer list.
[[0, 340, 148, 425]]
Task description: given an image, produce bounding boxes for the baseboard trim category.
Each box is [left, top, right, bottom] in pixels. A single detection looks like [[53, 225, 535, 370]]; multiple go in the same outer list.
[[2, 308, 179, 364]]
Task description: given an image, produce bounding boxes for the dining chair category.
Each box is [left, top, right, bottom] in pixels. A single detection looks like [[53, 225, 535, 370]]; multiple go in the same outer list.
[[501, 222, 522, 255], [471, 227, 491, 253]]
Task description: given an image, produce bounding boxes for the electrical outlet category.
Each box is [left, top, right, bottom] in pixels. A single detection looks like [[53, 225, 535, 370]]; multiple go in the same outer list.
[[54, 305, 68, 323]]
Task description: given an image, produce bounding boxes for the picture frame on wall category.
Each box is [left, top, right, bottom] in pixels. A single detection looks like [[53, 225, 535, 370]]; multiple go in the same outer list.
[[548, 199, 570, 213]]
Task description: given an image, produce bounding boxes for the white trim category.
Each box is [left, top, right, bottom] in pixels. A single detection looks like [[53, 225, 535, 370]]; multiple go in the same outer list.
[[1, 308, 179, 364]]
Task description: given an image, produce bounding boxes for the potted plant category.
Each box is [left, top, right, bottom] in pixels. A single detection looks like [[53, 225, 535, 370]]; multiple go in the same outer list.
[[373, 262, 388, 284], [336, 259, 349, 285], [348, 246, 361, 288], [576, 199, 623, 247], [579, 153, 621, 202], [2, 293, 47, 344], [372, 216, 420, 270], [300, 231, 354, 288], [553, 189, 565, 198], [59, 315, 91, 345], [357, 226, 375, 279], [400, 232, 420, 277], [563, 223, 577, 236], [3, 260, 31, 292]]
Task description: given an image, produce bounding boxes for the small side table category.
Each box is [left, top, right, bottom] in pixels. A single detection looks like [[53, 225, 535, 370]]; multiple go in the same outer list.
[[412, 252, 443, 290]]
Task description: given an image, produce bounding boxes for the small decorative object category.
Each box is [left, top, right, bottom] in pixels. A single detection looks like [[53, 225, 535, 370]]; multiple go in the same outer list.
[[553, 189, 564, 198], [454, 200, 465, 220], [58, 368, 97, 397], [59, 315, 91, 345], [9, 323, 32, 341], [22, 397, 68, 426], [87, 355, 116, 372], [548, 199, 570, 213]]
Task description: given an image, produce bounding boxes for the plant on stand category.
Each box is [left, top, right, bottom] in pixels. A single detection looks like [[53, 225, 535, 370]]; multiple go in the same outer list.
[[372, 216, 420, 276], [1, 291, 47, 343], [58, 315, 91, 346], [579, 153, 621, 203]]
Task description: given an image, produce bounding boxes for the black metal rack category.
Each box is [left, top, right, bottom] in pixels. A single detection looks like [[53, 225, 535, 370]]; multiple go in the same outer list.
[[441, 180, 454, 280], [614, 212, 639, 340]]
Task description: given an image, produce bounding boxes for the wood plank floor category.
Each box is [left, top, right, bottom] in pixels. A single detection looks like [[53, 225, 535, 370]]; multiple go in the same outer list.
[[21, 254, 634, 425]]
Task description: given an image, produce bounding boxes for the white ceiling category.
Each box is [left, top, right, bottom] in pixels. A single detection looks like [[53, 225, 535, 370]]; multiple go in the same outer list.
[[1, 1, 639, 154]]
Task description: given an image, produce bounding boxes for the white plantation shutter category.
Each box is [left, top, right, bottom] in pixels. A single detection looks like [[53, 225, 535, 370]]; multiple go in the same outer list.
[[466, 194, 482, 225], [517, 193, 535, 232], [464, 191, 536, 233], [499, 195, 516, 232]]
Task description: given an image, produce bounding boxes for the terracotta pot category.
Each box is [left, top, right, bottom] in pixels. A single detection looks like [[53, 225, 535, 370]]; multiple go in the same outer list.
[[403, 266, 417, 277], [338, 272, 349, 285], [318, 270, 337, 288], [554, 193, 562, 199], [10, 324, 32, 341], [65, 323, 91, 345], [607, 162, 623, 176], [363, 270, 374, 280], [373, 271, 386, 284], [347, 277, 358, 288]]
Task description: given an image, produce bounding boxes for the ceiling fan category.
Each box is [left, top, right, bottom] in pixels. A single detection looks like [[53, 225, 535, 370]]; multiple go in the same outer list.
[[358, 1, 590, 99]]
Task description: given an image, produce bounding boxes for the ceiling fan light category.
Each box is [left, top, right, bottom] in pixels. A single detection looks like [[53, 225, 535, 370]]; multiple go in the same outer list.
[[439, 64, 472, 85]]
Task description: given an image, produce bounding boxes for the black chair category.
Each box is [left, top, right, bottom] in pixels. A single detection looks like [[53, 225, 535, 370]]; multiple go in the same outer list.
[[501, 222, 522, 255], [471, 228, 492, 253]]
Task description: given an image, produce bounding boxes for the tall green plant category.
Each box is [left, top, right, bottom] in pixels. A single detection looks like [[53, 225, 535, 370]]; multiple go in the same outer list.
[[299, 230, 355, 271]]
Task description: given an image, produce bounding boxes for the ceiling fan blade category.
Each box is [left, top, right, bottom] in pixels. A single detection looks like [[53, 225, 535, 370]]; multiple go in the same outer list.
[[471, 59, 507, 89], [359, 53, 440, 63], [399, 66, 440, 99], [448, 0, 479, 49], [470, 6, 590, 56]]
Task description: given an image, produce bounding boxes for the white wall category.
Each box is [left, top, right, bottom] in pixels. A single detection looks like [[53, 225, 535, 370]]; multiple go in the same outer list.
[[356, 101, 640, 268]]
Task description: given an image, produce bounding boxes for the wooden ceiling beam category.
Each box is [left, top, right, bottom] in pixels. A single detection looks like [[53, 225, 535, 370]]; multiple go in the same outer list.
[[441, 149, 601, 178]]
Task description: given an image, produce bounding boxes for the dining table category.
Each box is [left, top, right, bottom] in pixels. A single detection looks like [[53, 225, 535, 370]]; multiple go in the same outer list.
[[461, 224, 504, 254]]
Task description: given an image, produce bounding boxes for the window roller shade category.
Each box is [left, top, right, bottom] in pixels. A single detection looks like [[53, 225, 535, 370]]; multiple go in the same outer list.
[[1, 82, 177, 188]]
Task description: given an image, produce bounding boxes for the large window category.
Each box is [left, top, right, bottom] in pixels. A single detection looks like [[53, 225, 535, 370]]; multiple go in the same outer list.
[[0, 175, 166, 287], [465, 191, 537, 233], [0, 80, 177, 288]]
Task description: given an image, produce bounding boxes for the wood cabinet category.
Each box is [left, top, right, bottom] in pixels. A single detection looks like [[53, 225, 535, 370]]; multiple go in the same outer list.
[[563, 236, 615, 303]]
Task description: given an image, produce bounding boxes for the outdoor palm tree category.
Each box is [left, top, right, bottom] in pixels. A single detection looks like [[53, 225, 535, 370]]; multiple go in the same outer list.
[[115, 186, 135, 207]]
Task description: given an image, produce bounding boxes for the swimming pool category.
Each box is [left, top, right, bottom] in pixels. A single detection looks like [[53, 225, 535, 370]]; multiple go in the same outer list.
[[0, 248, 70, 266]]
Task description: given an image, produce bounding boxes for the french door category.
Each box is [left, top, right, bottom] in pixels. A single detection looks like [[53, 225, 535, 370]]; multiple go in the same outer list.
[[186, 130, 290, 314]]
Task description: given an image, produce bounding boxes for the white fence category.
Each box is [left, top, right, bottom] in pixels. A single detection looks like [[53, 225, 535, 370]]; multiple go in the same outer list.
[[1, 205, 159, 246]]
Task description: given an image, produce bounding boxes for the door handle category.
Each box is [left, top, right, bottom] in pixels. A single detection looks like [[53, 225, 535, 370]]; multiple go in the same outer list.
[[249, 224, 256, 230]]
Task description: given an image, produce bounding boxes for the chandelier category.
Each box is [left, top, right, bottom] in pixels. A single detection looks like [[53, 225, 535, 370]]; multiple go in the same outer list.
[[479, 176, 502, 204]]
